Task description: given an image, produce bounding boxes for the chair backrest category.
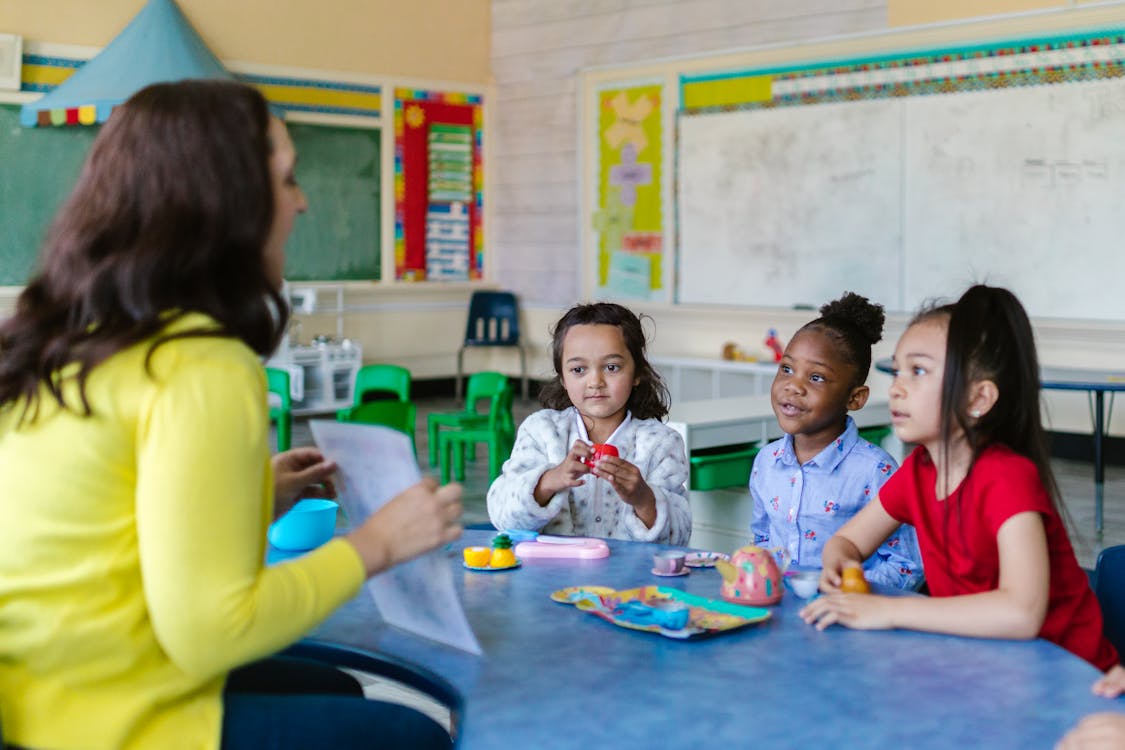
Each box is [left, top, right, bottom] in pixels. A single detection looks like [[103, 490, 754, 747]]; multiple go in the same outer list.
[[488, 378, 516, 436], [265, 367, 291, 409], [463, 291, 521, 346], [342, 400, 416, 438], [353, 364, 411, 405], [465, 371, 510, 415], [1095, 544, 1125, 655]]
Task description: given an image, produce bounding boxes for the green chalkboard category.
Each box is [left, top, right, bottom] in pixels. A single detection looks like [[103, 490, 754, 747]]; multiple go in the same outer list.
[[0, 107, 380, 286], [0, 104, 98, 286], [284, 122, 381, 281]]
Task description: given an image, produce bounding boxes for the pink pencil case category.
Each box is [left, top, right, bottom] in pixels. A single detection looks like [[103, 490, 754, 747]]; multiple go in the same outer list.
[[515, 536, 610, 559]]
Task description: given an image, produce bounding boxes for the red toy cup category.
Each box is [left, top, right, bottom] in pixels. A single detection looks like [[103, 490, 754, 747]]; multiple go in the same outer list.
[[584, 443, 619, 467]]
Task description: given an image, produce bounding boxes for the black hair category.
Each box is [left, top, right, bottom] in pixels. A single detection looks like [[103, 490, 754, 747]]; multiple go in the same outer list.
[[912, 285, 1060, 506], [538, 302, 669, 420], [0, 80, 285, 422], [797, 291, 885, 388]]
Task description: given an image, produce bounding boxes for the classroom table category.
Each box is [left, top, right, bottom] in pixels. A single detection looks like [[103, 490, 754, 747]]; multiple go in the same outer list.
[[665, 393, 891, 453], [875, 358, 1125, 536], [312, 530, 1122, 749]]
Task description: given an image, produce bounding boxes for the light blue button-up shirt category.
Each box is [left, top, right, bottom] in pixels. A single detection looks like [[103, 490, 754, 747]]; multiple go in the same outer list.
[[749, 417, 923, 590]]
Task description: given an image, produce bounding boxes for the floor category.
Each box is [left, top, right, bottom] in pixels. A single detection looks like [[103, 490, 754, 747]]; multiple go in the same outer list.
[[286, 395, 1125, 569]]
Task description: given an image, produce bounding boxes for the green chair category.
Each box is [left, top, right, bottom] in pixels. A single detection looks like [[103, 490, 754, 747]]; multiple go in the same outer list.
[[338, 363, 412, 418], [438, 379, 516, 484], [265, 367, 292, 452], [427, 372, 509, 467], [338, 400, 418, 455]]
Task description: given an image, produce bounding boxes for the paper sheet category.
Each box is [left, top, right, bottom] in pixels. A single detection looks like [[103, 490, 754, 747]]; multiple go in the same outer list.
[[309, 420, 481, 655]]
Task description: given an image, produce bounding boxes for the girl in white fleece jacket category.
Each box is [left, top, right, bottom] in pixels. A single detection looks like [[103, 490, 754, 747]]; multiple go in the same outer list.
[[487, 303, 690, 545]]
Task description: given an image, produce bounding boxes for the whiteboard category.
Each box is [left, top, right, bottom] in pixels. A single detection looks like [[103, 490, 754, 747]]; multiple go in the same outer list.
[[677, 77, 1125, 321]]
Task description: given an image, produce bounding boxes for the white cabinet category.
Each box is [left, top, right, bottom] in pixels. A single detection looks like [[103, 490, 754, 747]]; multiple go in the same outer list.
[[269, 341, 361, 416], [652, 356, 778, 402]]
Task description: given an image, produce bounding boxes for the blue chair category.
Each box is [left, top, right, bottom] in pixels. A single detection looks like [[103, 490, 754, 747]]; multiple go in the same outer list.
[[456, 291, 528, 403], [1094, 544, 1125, 655]]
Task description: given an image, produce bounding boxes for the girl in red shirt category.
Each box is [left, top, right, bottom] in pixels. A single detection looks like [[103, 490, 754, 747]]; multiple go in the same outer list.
[[801, 285, 1118, 672]]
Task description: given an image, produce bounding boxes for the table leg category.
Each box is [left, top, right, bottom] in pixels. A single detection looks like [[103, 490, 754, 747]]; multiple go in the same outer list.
[[1095, 390, 1105, 537]]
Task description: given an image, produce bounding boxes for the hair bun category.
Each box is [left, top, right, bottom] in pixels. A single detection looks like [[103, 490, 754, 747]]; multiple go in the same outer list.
[[819, 291, 885, 346]]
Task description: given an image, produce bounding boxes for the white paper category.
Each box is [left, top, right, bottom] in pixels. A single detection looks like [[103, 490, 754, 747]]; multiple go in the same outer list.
[[309, 420, 481, 655]]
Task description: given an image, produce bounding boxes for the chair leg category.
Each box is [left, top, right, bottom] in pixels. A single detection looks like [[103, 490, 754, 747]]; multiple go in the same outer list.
[[452, 437, 467, 482], [427, 417, 440, 468], [440, 434, 453, 485], [455, 348, 466, 403], [277, 413, 292, 452], [519, 347, 529, 401]]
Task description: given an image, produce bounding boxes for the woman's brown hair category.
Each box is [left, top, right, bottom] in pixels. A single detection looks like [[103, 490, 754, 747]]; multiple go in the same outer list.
[[0, 79, 287, 420]]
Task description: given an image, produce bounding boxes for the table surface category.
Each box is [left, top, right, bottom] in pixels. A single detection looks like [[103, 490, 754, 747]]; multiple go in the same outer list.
[[314, 530, 1123, 749]]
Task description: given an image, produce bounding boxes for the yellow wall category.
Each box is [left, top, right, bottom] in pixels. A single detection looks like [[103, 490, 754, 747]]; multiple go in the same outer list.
[[0, 0, 492, 82]]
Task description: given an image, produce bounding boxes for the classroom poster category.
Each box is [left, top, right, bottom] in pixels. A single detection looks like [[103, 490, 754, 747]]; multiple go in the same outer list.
[[395, 88, 484, 281], [594, 83, 663, 299]]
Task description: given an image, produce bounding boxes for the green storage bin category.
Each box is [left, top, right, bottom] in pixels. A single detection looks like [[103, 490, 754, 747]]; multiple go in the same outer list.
[[689, 443, 760, 490], [858, 425, 892, 448]]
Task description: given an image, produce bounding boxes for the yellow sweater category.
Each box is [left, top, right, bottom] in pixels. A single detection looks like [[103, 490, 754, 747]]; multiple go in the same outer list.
[[0, 314, 364, 749]]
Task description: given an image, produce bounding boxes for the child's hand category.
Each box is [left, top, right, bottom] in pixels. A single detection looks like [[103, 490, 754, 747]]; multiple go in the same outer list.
[[533, 440, 593, 503], [818, 555, 862, 594], [799, 592, 896, 631], [592, 455, 654, 508], [1092, 664, 1125, 698]]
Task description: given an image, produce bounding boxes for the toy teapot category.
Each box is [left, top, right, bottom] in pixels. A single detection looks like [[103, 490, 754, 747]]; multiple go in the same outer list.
[[715, 545, 788, 606]]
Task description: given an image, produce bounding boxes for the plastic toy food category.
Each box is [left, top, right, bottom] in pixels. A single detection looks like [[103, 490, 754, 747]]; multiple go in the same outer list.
[[584, 443, 619, 467], [840, 566, 870, 594], [490, 533, 517, 568], [463, 546, 490, 567]]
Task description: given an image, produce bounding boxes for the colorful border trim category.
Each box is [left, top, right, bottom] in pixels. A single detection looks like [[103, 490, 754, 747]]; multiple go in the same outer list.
[[19, 54, 383, 119], [681, 28, 1125, 113], [393, 87, 484, 281]]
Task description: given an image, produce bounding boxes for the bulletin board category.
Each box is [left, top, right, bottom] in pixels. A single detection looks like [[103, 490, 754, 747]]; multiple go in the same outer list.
[[581, 13, 1125, 322]]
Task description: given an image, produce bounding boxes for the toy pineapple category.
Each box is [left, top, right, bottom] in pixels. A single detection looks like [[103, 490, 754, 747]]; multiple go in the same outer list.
[[490, 533, 517, 568]]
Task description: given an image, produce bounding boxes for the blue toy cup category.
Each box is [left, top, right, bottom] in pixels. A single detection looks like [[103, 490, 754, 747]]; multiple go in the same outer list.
[[268, 499, 339, 551]]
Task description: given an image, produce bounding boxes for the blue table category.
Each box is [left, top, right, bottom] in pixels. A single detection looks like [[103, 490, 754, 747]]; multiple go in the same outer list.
[[313, 530, 1123, 748], [876, 358, 1125, 536]]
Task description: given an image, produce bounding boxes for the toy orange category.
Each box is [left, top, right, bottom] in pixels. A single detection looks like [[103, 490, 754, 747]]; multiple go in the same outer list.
[[841, 566, 870, 594], [463, 546, 490, 567], [490, 533, 517, 568]]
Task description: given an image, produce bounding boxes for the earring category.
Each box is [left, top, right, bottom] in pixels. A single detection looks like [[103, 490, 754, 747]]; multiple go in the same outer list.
[[970, 410, 981, 418]]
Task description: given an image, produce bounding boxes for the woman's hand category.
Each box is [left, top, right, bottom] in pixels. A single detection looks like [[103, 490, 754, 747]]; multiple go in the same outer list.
[[799, 593, 898, 631], [533, 440, 593, 504], [1056, 712, 1125, 749], [592, 455, 657, 526], [346, 478, 463, 577], [271, 447, 337, 519]]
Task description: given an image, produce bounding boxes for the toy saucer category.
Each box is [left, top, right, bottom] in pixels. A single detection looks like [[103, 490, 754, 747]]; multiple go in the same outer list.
[[463, 560, 522, 572], [651, 567, 690, 577], [684, 551, 729, 568], [550, 585, 616, 604]]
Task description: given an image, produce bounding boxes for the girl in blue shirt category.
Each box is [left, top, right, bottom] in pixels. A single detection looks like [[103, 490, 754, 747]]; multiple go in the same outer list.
[[750, 292, 922, 590]]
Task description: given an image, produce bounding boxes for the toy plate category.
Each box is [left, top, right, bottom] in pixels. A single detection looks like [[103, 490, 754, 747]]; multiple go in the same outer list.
[[553, 585, 771, 640], [463, 560, 522, 572], [683, 551, 730, 568]]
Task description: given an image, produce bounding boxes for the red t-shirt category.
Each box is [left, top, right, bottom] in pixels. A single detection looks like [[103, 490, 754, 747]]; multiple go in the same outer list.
[[880, 444, 1118, 670]]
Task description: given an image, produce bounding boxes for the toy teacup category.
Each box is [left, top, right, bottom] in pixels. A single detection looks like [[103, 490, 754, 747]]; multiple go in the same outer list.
[[715, 545, 786, 606]]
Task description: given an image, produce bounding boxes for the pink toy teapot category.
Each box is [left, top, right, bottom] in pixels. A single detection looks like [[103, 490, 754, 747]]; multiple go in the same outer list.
[[715, 545, 788, 606]]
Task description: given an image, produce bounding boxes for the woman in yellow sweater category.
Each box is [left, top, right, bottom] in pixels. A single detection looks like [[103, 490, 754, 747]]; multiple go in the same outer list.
[[0, 80, 462, 749]]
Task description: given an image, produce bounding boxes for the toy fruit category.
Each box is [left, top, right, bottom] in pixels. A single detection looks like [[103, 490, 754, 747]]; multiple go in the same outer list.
[[841, 566, 870, 594], [490, 533, 517, 568], [463, 546, 490, 567], [584, 443, 619, 467]]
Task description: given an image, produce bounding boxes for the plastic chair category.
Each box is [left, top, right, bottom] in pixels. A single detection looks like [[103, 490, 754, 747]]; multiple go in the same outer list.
[[265, 367, 292, 452], [438, 379, 516, 484], [1094, 544, 1125, 655], [456, 291, 528, 403], [281, 639, 461, 731], [338, 363, 412, 415], [427, 372, 510, 468], [338, 400, 418, 455]]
